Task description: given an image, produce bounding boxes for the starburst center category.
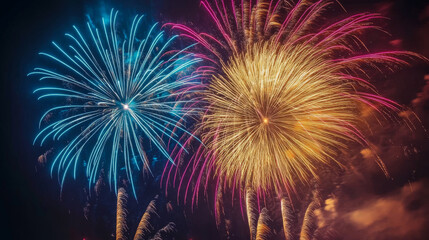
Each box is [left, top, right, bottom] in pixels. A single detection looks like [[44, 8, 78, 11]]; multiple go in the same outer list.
[[262, 117, 269, 124]]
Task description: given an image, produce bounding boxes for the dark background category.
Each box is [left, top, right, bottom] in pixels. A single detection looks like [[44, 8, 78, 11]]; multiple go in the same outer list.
[[1, 0, 428, 239]]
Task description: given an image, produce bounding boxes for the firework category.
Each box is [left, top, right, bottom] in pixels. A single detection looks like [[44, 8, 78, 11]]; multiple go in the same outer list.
[[115, 189, 178, 240], [255, 208, 271, 240], [244, 190, 322, 240], [281, 197, 293, 240], [164, 0, 421, 203], [30, 10, 203, 197], [117, 188, 128, 240], [246, 189, 258, 239], [299, 193, 321, 240], [134, 198, 158, 240]]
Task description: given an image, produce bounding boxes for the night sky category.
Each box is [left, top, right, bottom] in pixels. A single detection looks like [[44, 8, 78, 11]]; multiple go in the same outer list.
[[1, 0, 429, 239]]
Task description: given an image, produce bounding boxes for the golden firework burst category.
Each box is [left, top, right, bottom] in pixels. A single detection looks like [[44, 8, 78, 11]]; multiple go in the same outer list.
[[163, 0, 422, 203], [202, 42, 358, 191]]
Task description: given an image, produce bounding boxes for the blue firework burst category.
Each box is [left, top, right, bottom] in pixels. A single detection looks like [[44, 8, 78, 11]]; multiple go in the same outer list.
[[30, 9, 202, 197]]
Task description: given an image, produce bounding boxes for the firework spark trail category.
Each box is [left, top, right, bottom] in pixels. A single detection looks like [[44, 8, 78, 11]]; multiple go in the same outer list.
[[243, 191, 324, 240], [245, 189, 272, 240], [281, 197, 293, 240], [30, 10, 204, 197], [117, 188, 128, 240], [151, 222, 177, 240], [300, 190, 322, 240], [134, 196, 158, 240], [246, 189, 258, 240], [255, 208, 271, 240], [114, 188, 178, 240], [163, 0, 423, 207]]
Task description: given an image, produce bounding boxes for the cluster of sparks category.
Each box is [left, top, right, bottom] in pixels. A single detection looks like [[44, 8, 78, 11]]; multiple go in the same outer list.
[[116, 188, 177, 240], [31, 10, 202, 197], [162, 0, 420, 206]]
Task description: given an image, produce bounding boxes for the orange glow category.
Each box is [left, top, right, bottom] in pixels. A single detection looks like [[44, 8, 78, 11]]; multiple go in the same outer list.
[[262, 117, 269, 124]]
